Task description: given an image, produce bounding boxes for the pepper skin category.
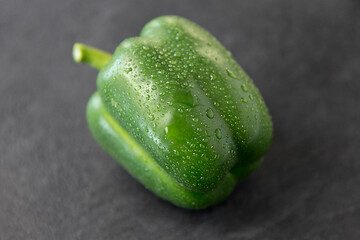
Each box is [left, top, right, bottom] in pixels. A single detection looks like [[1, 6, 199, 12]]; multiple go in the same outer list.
[[73, 16, 273, 209]]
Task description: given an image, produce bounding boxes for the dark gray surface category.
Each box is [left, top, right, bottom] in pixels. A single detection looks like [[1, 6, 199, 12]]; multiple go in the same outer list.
[[1, 0, 360, 239]]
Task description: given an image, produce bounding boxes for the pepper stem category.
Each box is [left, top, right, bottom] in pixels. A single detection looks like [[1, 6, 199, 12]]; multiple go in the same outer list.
[[72, 43, 112, 70]]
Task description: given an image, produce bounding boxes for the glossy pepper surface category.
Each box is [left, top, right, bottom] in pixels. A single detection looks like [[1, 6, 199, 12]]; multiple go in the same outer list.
[[73, 16, 273, 209]]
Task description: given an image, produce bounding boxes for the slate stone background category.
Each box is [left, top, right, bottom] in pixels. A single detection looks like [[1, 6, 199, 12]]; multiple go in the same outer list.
[[1, 0, 359, 239]]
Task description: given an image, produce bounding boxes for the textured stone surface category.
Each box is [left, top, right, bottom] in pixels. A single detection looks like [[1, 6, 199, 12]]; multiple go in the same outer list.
[[1, 0, 359, 239]]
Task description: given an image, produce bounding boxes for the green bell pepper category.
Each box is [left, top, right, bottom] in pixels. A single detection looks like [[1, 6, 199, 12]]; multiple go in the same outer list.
[[73, 16, 272, 209]]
